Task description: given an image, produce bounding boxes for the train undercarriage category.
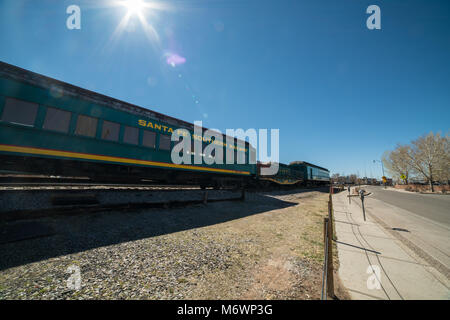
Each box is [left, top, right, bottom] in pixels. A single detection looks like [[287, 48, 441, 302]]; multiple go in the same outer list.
[[0, 154, 249, 189]]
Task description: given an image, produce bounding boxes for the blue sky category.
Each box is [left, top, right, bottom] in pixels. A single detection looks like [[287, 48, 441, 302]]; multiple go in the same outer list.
[[0, 0, 449, 178]]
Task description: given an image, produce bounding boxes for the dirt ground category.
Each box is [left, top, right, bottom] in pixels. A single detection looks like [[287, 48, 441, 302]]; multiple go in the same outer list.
[[0, 188, 350, 300]]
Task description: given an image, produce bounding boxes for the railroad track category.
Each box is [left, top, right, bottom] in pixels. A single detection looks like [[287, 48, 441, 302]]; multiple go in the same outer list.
[[0, 175, 237, 191], [0, 183, 209, 191]]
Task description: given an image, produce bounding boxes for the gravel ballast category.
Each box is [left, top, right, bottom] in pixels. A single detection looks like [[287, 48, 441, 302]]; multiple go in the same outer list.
[[0, 188, 345, 300]]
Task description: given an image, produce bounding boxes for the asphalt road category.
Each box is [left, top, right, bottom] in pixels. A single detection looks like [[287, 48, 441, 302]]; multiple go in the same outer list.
[[364, 186, 450, 226]]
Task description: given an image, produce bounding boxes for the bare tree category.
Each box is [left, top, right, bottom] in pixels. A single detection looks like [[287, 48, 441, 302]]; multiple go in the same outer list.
[[382, 145, 413, 184], [406, 132, 449, 192], [434, 134, 450, 183], [349, 174, 358, 184]]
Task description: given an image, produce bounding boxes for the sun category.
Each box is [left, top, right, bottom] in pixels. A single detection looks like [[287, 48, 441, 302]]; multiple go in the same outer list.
[[123, 0, 145, 15], [108, 0, 172, 46]]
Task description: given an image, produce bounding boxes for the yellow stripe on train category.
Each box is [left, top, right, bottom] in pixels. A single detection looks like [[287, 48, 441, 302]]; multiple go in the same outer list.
[[0, 144, 251, 175]]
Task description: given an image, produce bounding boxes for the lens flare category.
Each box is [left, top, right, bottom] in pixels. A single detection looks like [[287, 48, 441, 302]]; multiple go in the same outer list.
[[124, 0, 144, 15], [165, 52, 186, 67]]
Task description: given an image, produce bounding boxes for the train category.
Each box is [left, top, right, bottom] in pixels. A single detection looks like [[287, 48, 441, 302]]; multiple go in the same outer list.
[[0, 61, 329, 188]]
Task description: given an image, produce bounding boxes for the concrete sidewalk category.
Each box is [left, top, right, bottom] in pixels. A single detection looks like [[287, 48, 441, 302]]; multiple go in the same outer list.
[[333, 190, 450, 300]]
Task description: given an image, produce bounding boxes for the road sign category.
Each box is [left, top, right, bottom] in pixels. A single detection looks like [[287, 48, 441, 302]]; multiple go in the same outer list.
[[400, 174, 406, 181], [382, 176, 387, 183]]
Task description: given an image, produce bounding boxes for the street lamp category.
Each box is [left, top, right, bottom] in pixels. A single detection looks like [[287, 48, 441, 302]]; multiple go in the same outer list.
[[373, 160, 386, 188]]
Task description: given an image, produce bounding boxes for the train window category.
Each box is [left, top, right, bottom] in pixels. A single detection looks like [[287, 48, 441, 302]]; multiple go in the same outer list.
[[43, 107, 71, 133], [123, 126, 139, 145], [75, 115, 97, 137], [101, 120, 120, 142], [1, 97, 38, 126], [159, 134, 171, 150], [142, 130, 156, 148]]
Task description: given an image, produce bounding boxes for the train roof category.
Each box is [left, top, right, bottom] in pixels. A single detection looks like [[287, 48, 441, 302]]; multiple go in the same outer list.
[[257, 161, 290, 167], [289, 161, 329, 172], [0, 61, 250, 148]]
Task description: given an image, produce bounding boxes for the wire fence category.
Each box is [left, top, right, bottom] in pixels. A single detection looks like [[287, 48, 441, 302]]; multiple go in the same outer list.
[[321, 217, 330, 300], [321, 185, 335, 300]]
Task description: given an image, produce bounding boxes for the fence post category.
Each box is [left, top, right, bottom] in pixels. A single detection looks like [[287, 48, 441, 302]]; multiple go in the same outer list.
[[328, 199, 333, 240], [330, 197, 333, 216], [327, 217, 334, 297], [322, 217, 335, 299], [322, 217, 329, 300]]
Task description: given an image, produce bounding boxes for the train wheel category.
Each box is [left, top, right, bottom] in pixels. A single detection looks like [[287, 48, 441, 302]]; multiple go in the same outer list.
[[213, 181, 223, 190]]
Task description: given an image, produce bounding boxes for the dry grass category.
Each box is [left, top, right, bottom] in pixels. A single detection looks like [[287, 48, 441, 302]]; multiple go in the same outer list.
[[182, 191, 346, 300]]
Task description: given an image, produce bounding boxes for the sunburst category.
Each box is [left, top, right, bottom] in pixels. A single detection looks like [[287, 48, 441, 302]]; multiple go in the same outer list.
[[109, 0, 171, 45], [123, 0, 145, 15]]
